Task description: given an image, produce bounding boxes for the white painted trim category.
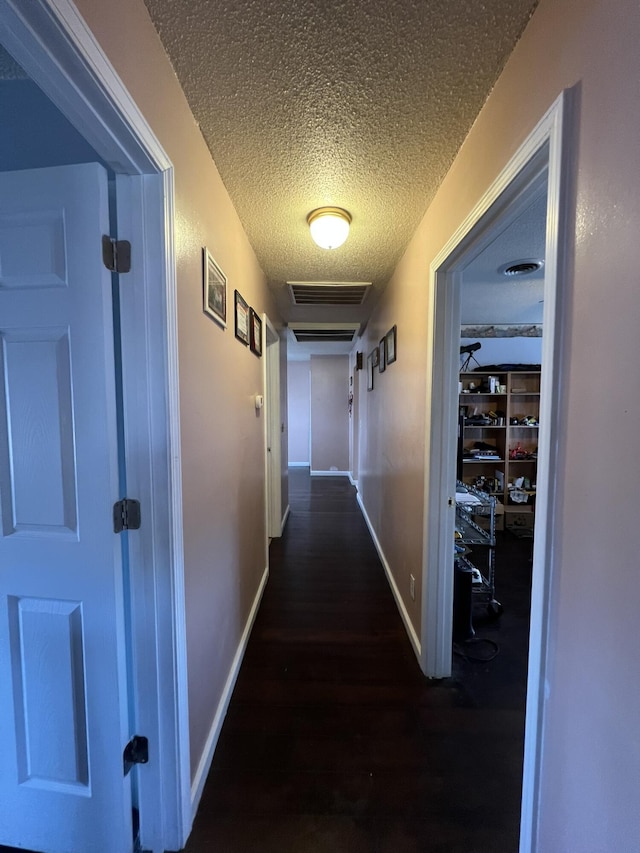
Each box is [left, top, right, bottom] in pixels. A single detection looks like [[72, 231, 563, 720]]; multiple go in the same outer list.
[[289, 462, 310, 467], [520, 91, 571, 853], [263, 315, 282, 541], [310, 469, 351, 477], [159, 168, 192, 848], [349, 474, 358, 489], [357, 494, 421, 660], [280, 504, 291, 534], [420, 91, 570, 853], [115, 172, 190, 851], [0, 3, 190, 850], [190, 566, 269, 817]]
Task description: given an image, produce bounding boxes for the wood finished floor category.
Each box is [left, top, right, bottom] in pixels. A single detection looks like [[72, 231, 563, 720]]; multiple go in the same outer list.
[[0, 470, 531, 853], [183, 469, 532, 853]]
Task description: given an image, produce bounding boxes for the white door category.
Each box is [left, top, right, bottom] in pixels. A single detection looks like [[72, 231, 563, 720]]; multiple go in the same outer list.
[[0, 164, 133, 853]]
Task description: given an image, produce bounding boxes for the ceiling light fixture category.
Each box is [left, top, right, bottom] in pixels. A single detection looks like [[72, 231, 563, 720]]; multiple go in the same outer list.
[[307, 207, 352, 250]]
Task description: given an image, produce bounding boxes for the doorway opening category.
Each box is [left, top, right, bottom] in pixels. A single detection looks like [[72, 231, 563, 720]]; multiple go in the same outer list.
[[421, 92, 570, 852]]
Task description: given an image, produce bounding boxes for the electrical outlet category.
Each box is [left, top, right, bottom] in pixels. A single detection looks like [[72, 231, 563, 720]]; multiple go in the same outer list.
[[410, 574, 415, 600]]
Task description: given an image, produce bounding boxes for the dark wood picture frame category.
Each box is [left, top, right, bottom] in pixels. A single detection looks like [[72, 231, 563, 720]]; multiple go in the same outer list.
[[249, 308, 262, 357], [234, 290, 249, 345], [367, 351, 374, 391], [202, 247, 227, 328], [385, 325, 397, 364], [379, 337, 386, 372]]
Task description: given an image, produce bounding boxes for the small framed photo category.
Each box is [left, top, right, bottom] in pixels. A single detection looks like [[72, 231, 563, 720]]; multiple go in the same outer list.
[[385, 325, 397, 364], [249, 308, 262, 357], [367, 351, 375, 391], [234, 290, 249, 345], [202, 248, 226, 328], [379, 337, 386, 373], [371, 346, 379, 368]]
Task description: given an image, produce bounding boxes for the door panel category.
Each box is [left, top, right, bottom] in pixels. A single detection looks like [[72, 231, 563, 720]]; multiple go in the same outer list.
[[0, 164, 133, 853]]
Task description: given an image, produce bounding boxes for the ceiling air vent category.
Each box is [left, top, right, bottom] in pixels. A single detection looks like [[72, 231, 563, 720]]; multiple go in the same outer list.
[[499, 259, 544, 277], [289, 323, 359, 343], [287, 281, 371, 306]]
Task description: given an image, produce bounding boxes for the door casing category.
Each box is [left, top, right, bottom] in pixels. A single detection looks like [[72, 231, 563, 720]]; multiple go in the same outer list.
[[0, 1, 191, 850], [420, 90, 572, 853], [264, 314, 284, 540]]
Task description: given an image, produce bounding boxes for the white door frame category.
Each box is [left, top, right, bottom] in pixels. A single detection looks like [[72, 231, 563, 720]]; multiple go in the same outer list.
[[263, 314, 283, 540], [0, 2, 190, 851], [420, 91, 571, 853], [349, 360, 359, 486]]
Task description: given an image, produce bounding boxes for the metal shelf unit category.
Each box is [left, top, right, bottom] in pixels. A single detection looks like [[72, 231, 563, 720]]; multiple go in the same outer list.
[[454, 481, 501, 615]]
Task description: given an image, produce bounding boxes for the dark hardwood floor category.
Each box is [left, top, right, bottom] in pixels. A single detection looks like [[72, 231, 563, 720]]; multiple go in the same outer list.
[[184, 469, 532, 852], [0, 470, 531, 853]]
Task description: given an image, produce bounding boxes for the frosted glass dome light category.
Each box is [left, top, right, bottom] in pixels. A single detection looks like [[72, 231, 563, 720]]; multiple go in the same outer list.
[[307, 207, 351, 250]]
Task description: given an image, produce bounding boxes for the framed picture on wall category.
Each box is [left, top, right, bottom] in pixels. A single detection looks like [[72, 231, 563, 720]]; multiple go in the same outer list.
[[249, 308, 262, 357], [367, 351, 374, 391], [372, 345, 379, 368], [234, 290, 249, 345], [385, 325, 397, 364], [379, 337, 386, 373], [202, 248, 227, 328]]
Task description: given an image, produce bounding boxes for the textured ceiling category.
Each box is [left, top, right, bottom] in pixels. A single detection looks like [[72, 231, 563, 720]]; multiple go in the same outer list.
[[143, 0, 539, 333], [461, 190, 547, 325]]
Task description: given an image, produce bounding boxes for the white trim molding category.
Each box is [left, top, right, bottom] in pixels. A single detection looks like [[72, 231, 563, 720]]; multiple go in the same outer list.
[[280, 504, 291, 534], [357, 494, 421, 660], [310, 469, 351, 477], [190, 566, 269, 817]]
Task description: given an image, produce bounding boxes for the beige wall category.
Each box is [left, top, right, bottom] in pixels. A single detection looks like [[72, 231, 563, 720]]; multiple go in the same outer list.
[[57, 0, 640, 844], [74, 0, 283, 779], [356, 0, 640, 847], [288, 361, 311, 465], [310, 355, 350, 473]]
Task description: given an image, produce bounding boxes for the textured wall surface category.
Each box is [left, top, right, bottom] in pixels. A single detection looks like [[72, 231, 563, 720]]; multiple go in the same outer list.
[[356, 0, 640, 849], [74, 0, 283, 783], [287, 361, 311, 465], [0, 80, 105, 171], [310, 355, 350, 473]]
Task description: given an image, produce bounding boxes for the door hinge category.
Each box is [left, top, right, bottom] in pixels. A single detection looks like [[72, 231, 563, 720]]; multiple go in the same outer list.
[[113, 498, 141, 533], [123, 735, 149, 776], [102, 234, 131, 273]]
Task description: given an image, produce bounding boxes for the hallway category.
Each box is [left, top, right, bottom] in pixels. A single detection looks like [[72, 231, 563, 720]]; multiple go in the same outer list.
[[184, 469, 529, 852]]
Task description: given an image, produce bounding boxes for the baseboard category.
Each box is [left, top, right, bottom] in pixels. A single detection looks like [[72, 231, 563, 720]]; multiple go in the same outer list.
[[281, 504, 291, 533], [310, 469, 350, 477], [190, 565, 269, 817], [356, 493, 421, 659], [289, 462, 310, 467], [348, 473, 358, 489]]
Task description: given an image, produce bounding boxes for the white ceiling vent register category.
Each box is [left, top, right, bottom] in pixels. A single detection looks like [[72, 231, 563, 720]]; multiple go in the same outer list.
[[287, 281, 371, 306], [289, 323, 360, 343]]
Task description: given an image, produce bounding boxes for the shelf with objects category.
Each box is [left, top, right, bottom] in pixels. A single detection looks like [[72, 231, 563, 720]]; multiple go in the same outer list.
[[505, 371, 540, 536], [458, 371, 509, 529], [458, 369, 540, 534], [454, 481, 502, 643]]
